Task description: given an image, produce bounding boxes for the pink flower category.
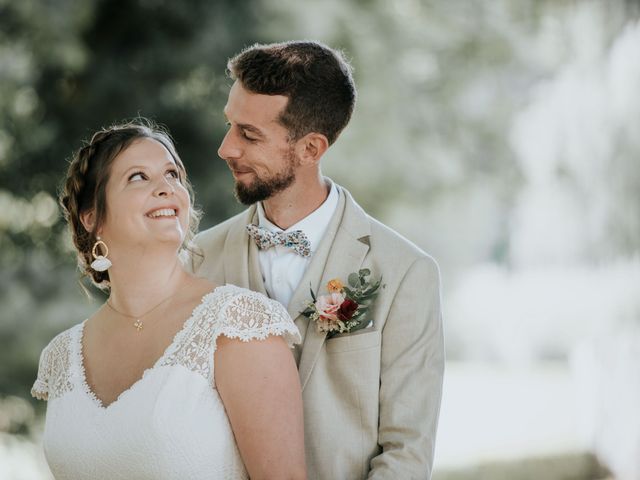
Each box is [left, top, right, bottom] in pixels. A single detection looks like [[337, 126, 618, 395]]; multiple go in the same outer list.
[[314, 292, 345, 322]]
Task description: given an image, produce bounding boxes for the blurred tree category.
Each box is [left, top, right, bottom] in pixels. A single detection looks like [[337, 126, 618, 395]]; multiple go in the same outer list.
[[1, 0, 261, 260]]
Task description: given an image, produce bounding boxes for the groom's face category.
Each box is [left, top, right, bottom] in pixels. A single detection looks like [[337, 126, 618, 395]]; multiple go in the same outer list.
[[219, 81, 299, 205]]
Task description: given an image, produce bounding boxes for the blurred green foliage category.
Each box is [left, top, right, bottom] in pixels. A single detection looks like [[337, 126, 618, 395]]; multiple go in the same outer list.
[[0, 0, 262, 255]]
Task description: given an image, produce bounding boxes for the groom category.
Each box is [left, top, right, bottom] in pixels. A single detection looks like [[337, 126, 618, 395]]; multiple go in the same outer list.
[[192, 41, 444, 479]]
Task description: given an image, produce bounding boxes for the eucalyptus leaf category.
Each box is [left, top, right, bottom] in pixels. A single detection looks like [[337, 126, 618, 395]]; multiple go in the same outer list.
[[348, 273, 359, 287], [348, 320, 371, 333], [361, 289, 375, 297], [362, 283, 381, 296]]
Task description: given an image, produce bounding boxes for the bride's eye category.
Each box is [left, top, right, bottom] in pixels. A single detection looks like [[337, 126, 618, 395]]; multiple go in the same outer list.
[[128, 172, 146, 182], [165, 169, 180, 180]]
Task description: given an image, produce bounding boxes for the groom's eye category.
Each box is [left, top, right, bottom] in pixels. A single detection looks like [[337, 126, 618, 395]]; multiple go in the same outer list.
[[241, 129, 258, 142]]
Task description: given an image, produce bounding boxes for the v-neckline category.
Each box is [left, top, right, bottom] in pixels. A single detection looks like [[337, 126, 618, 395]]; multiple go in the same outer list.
[[75, 285, 227, 410]]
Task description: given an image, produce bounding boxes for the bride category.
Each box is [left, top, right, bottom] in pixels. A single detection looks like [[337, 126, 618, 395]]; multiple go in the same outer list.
[[31, 120, 306, 479]]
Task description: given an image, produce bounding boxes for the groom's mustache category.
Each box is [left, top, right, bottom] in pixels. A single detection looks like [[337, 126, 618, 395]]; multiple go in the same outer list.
[[227, 160, 254, 175]]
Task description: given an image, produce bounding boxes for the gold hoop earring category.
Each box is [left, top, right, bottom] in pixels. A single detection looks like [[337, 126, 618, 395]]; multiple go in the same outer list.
[[90, 237, 112, 272]]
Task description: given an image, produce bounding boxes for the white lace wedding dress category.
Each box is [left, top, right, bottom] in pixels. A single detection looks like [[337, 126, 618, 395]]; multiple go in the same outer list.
[[31, 284, 300, 480]]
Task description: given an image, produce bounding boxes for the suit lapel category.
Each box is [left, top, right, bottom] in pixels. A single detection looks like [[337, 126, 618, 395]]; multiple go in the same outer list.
[[247, 230, 268, 295], [296, 185, 371, 391], [222, 206, 259, 290]]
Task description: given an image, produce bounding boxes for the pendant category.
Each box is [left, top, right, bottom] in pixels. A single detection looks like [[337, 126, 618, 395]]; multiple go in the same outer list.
[[133, 319, 143, 332]]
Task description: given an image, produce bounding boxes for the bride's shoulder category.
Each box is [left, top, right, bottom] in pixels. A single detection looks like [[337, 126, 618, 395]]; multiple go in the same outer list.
[[40, 322, 82, 356], [205, 285, 300, 346], [36, 322, 84, 371], [193, 283, 293, 330], [31, 322, 83, 401], [207, 284, 284, 313]]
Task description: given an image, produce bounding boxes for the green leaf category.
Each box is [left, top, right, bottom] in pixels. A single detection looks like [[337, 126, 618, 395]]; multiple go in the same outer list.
[[348, 273, 359, 287], [362, 279, 382, 296], [359, 268, 371, 277], [301, 307, 315, 317], [362, 286, 380, 297], [348, 320, 371, 333], [309, 284, 317, 302]]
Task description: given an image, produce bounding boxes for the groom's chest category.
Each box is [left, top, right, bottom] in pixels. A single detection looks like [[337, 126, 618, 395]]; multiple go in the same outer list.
[[257, 246, 310, 307]]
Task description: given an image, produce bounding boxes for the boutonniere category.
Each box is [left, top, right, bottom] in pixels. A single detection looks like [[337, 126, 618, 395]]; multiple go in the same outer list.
[[302, 269, 383, 337]]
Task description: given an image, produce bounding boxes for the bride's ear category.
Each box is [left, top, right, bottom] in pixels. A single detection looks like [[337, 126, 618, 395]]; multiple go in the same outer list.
[[80, 210, 97, 234]]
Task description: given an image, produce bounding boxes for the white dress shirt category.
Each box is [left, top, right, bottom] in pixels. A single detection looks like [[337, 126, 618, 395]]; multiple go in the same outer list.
[[256, 182, 339, 307]]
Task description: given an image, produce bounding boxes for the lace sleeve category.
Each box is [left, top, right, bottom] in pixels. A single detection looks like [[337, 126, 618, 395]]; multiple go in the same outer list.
[[218, 290, 301, 348], [31, 330, 73, 401], [31, 343, 52, 401]]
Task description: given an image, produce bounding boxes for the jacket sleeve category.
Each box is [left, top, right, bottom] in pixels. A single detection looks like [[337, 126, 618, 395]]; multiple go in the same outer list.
[[368, 256, 445, 479]]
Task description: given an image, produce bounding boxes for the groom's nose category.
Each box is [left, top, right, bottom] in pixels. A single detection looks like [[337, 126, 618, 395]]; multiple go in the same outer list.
[[218, 129, 241, 161]]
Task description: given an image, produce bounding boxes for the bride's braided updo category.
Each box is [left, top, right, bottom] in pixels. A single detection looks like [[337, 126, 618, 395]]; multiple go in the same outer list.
[[59, 119, 201, 288]]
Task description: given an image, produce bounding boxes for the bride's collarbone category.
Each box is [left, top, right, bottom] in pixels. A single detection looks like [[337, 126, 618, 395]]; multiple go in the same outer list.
[[87, 279, 216, 352], [82, 306, 189, 385]]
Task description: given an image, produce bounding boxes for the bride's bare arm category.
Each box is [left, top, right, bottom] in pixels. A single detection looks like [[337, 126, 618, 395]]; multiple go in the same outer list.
[[215, 334, 306, 480]]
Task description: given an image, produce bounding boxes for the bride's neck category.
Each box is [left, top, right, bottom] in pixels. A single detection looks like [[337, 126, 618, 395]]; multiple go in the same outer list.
[[105, 248, 190, 313]]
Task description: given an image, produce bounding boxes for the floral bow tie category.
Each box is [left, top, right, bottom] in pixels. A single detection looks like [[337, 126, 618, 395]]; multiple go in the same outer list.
[[246, 224, 312, 258]]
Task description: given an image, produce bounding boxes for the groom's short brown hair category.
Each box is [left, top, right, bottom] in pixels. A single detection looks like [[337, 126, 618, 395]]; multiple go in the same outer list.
[[227, 40, 356, 146]]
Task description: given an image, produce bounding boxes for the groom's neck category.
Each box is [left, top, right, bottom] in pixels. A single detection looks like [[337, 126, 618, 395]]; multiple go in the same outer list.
[[261, 175, 330, 230]]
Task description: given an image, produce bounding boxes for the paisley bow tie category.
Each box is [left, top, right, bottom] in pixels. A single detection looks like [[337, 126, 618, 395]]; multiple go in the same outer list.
[[246, 224, 312, 258]]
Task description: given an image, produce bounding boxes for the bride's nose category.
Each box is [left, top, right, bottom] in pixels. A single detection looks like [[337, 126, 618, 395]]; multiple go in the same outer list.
[[153, 177, 175, 197]]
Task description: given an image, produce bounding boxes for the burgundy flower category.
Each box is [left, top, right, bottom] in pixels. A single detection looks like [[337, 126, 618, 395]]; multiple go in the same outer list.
[[337, 298, 359, 321]]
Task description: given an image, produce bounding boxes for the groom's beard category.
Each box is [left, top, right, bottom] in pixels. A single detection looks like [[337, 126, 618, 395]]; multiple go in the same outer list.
[[233, 149, 297, 205]]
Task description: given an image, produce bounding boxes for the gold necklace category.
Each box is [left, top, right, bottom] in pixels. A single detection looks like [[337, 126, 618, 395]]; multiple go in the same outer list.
[[105, 289, 182, 332]]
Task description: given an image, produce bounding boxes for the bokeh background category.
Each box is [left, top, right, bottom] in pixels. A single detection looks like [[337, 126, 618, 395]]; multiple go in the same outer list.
[[1, 0, 639, 478]]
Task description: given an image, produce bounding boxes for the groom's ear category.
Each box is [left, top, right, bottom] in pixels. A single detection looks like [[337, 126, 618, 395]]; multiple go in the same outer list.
[[296, 133, 329, 166]]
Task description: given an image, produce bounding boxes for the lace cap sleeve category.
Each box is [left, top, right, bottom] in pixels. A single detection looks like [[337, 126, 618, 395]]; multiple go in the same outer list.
[[31, 330, 73, 401], [31, 345, 51, 401], [218, 289, 301, 347]]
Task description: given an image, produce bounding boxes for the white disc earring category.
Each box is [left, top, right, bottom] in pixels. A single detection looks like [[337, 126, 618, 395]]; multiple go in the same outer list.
[[90, 237, 112, 272]]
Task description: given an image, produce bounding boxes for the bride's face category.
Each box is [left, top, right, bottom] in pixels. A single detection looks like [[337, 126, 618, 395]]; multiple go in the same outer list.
[[97, 138, 191, 253]]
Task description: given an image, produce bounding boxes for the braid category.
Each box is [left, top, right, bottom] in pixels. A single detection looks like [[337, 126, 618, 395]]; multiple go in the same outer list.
[[59, 141, 110, 286]]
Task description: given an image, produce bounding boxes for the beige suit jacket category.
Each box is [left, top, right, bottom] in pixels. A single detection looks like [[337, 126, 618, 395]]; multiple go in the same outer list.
[[190, 183, 444, 479]]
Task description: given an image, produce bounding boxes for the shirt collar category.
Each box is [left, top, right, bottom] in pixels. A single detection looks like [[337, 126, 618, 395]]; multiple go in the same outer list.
[[256, 181, 339, 254]]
